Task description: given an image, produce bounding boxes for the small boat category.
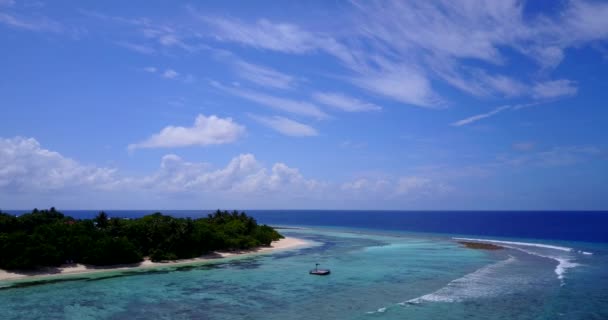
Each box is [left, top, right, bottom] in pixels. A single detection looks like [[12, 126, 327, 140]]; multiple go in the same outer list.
[[309, 263, 331, 276]]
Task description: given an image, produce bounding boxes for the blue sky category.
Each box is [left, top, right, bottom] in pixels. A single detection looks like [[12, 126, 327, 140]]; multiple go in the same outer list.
[[1, 0, 607, 210]]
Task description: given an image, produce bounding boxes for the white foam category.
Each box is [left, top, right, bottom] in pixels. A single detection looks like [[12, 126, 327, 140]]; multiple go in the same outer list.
[[454, 237, 588, 285], [405, 256, 518, 304], [512, 247, 579, 284], [453, 237, 573, 252]]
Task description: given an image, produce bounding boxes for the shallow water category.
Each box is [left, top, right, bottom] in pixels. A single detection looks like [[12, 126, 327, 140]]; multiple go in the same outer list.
[[1, 228, 606, 320]]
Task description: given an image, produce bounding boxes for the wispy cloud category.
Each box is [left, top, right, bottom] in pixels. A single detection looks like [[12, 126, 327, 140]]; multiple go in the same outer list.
[[235, 60, 296, 89], [452, 99, 555, 127], [79, 1, 608, 114], [143, 66, 157, 73], [340, 175, 451, 200], [498, 146, 603, 167], [213, 82, 328, 119], [250, 115, 318, 137], [200, 16, 326, 54], [532, 79, 578, 99], [451, 105, 511, 127], [313, 92, 381, 112], [117, 41, 155, 55], [128, 114, 245, 150], [0, 12, 62, 33]]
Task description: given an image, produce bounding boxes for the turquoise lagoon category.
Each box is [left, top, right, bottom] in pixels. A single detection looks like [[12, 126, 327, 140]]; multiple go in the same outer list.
[[1, 228, 607, 319]]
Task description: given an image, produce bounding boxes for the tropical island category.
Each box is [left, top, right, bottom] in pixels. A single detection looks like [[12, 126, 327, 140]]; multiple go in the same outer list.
[[0, 208, 286, 272]]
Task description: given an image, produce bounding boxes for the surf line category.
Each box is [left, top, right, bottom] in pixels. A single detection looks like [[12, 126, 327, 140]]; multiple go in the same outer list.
[[367, 256, 517, 314], [453, 237, 590, 285], [453, 237, 593, 255]]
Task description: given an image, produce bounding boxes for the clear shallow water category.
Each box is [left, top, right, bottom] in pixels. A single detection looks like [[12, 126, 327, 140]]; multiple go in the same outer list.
[[1, 228, 607, 320]]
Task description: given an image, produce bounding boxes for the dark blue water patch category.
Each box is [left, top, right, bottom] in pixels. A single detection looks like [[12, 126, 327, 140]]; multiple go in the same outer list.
[[249, 210, 608, 243], [5, 209, 608, 243]]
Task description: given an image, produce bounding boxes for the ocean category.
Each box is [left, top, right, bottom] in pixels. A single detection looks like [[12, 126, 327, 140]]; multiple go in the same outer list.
[[1, 210, 607, 319]]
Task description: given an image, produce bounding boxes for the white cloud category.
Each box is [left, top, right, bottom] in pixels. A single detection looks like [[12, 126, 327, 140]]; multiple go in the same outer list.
[[499, 146, 603, 167], [214, 83, 328, 119], [162, 69, 179, 79], [0, 12, 62, 33], [354, 67, 442, 107], [143, 66, 157, 73], [451, 105, 512, 127], [198, 14, 443, 107], [340, 175, 450, 200], [117, 41, 155, 55], [0, 137, 116, 192], [250, 115, 318, 137], [532, 79, 578, 99], [87, 1, 608, 111], [452, 79, 576, 126], [0, 136, 325, 199], [341, 178, 390, 193], [313, 92, 381, 112], [138, 153, 324, 196], [129, 114, 245, 150], [201, 16, 325, 54], [395, 177, 434, 196], [235, 60, 296, 89]]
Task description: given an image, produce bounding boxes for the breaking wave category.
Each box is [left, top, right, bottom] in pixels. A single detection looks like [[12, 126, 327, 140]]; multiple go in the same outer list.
[[404, 256, 518, 304], [453, 237, 590, 285]]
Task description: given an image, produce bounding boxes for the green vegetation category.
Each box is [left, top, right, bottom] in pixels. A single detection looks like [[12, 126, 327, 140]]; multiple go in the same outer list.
[[0, 208, 283, 270]]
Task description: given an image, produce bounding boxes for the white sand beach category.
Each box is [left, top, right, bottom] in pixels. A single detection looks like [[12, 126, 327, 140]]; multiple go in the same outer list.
[[0, 237, 311, 282]]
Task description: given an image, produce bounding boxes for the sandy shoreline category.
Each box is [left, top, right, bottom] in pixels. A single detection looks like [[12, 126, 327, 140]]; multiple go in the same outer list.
[[0, 236, 311, 283]]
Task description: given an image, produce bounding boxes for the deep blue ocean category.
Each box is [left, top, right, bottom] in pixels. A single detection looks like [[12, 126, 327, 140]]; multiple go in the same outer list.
[[11, 209, 607, 243]]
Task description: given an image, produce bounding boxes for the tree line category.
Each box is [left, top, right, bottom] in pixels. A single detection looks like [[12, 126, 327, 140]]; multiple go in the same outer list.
[[0, 208, 283, 270]]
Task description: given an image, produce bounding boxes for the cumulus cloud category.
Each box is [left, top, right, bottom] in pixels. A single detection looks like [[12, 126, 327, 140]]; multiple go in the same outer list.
[[128, 114, 245, 150], [0, 137, 116, 192], [0, 136, 325, 199], [250, 115, 318, 137], [313, 92, 381, 112], [137, 153, 323, 196]]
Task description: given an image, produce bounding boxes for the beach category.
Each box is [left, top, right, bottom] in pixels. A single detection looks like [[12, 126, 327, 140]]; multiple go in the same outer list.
[[0, 236, 310, 282], [1, 227, 605, 320]]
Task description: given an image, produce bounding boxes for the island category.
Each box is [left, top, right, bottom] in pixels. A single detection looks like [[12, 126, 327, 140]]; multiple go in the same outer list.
[[457, 241, 504, 250], [0, 208, 288, 274]]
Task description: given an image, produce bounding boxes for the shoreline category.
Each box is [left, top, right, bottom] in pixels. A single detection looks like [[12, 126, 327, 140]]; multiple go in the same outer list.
[[0, 236, 311, 283]]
